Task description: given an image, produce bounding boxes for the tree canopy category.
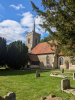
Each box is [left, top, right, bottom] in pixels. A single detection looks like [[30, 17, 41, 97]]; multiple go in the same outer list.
[[6, 41, 28, 69], [40, 36, 50, 43], [31, 0, 75, 57], [0, 37, 6, 66]]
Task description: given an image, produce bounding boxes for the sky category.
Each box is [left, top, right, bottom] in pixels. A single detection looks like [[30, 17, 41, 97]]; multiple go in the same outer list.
[[0, 0, 55, 45]]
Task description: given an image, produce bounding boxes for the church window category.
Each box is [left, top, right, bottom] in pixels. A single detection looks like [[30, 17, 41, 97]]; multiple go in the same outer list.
[[59, 58, 63, 65], [28, 38, 30, 43], [72, 60, 75, 65]]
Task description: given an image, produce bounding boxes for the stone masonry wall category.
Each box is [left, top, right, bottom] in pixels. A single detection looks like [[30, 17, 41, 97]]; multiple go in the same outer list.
[[37, 54, 58, 69], [58, 56, 75, 70], [26, 31, 41, 52], [26, 32, 33, 51]]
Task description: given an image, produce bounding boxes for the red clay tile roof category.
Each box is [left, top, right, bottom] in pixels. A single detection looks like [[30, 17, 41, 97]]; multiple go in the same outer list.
[[58, 52, 63, 55], [28, 54, 39, 61], [29, 41, 57, 54]]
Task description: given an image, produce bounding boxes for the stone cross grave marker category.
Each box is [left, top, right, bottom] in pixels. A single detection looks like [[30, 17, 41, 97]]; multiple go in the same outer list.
[[61, 79, 70, 90], [73, 73, 75, 80]]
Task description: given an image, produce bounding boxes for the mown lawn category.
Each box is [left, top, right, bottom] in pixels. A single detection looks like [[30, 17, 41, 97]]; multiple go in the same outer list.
[[0, 69, 75, 100]]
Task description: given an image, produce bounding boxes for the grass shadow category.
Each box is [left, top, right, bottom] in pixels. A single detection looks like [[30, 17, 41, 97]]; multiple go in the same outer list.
[[0, 68, 52, 76], [0, 69, 37, 76]]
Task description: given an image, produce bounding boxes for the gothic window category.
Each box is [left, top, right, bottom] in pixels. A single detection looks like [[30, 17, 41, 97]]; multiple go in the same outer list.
[[72, 61, 75, 65], [46, 56, 50, 67], [28, 38, 30, 43], [59, 58, 63, 65]]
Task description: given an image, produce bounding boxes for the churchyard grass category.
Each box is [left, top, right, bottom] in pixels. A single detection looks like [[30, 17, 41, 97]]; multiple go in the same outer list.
[[0, 69, 75, 100]]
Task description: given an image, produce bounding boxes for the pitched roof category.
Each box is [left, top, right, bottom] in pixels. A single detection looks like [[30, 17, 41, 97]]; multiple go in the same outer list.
[[58, 52, 63, 55], [29, 41, 57, 55], [28, 54, 39, 61]]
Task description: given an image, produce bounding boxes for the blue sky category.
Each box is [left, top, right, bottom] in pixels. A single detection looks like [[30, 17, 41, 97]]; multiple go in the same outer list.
[[0, 0, 54, 44]]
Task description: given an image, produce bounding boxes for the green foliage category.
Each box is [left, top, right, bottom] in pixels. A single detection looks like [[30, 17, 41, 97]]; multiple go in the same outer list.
[[40, 36, 50, 43], [31, 0, 75, 57], [0, 37, 6, 66], [6, 41, 28, 69]]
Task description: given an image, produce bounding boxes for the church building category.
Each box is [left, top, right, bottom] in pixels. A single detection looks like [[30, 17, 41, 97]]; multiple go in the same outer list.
[[26, 20, 75, 70]]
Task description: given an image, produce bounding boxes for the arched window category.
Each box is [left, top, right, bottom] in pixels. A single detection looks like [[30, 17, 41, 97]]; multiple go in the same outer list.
[[59, 58, 63, 65], [72, 60, 75, 65], [46, 56, 50, 67], [28, 38, 30, 43]]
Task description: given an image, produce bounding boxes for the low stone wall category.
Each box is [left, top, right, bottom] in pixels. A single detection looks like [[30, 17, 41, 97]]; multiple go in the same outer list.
[[30, 65, 39, 68], [0, 92, 16, 100], [69, 67, 75, 70]]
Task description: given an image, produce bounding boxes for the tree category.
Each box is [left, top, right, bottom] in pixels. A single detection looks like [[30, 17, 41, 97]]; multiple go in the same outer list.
[[31, 0, 75, 57], [6, 41, 28, 69], [0, 37, 6, 66], [40, 36, 50, 43]]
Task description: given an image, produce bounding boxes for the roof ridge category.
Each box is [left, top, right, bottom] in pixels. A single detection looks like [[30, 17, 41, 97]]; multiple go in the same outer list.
[[38, 40, 53, 44]]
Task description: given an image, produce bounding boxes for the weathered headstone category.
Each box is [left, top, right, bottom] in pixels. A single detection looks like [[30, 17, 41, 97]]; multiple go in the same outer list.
[[73, 73, 75, 80], [61, 79, 70, 90], [49, 93, 55, 98], [4, 92, 16, 100], [36, 70, 40, 77], [0, 96, 4, 100], [41, 96, 46, 100], [62, 69, 64, 73], [4, 95, 9, 100]]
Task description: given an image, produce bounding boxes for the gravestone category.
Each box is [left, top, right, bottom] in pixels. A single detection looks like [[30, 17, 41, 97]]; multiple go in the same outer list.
[[73, 73, 75, 80], [62, 69, 64, 73], [61, 79, 70, 90], [0, 96, 4, 100], [36, 70, 40, 77], [4, 92, 16, 100]]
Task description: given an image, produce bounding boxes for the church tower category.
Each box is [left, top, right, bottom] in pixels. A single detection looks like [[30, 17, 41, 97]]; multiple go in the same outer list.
[[26, 19, 41, 52]]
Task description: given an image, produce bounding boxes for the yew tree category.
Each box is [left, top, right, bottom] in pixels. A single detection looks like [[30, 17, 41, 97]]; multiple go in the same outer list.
[[31, 0, 75, 57], [6, 41, 28, 69], [0, 37, 6, 66]]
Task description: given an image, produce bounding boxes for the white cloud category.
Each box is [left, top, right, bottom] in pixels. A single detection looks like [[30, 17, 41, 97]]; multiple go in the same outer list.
[[10, 4, 25, 10], [0, 4, 4, 10], [20, 12, 47, 36], [21, 12, 34, 28], [0, 20, 25, 44], [0, 11, 55, 45]]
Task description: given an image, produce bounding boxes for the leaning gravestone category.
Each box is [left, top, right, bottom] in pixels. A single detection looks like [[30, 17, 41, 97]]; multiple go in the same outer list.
[[62, 69, 64, 73], [36, 70, 40, 77], [73, 73, 75, 80], [61, 79, 70, 90]]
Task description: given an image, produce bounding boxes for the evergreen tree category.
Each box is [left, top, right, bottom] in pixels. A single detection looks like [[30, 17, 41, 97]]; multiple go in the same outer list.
[[31, 0, 75, 57], [6, 41, 28, 69], [0, 37, 6, 66]]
